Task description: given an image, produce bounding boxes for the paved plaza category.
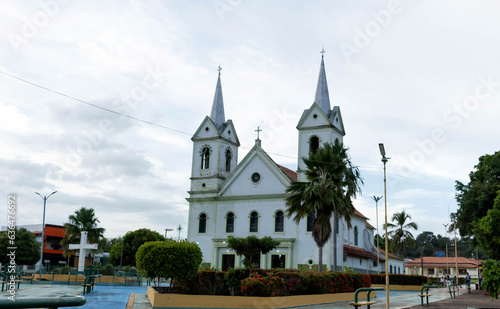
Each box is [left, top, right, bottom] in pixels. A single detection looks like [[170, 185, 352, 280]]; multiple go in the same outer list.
[[1, 282, 500, 308]]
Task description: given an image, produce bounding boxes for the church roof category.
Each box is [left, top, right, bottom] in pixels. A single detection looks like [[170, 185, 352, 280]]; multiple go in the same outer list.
[[277, 164, 297, 182], [210, 68, 225, 130], [314, 53, 331, 116], [344, 245, 383, 261]]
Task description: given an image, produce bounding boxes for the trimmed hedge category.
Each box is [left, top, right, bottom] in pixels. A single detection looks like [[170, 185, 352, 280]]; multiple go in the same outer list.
[[370, 274, 438, 285]]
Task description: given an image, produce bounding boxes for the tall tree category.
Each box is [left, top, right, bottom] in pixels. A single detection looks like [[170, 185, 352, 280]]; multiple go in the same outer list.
[[60, 207, 105, 264], [109, 228, 164, 267], [455, 151, 500, 236], [286, 141, 362, 272], [385, 210, 418, 257], [0, 228, 40, 265], [473, 191, 500, 259]]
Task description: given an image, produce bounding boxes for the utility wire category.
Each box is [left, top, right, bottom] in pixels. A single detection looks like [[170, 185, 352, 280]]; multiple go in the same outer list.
[[0, 69, 191, 136]]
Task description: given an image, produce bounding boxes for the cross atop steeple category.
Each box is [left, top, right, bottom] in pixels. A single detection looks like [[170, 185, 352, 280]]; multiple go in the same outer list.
[[320, 47, 326, 57], [255, 126, 262, 140], [314, 50, 331, 116], [210, 66, 226, 130]]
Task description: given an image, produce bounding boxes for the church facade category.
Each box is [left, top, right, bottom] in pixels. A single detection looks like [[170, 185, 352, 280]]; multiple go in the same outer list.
[[186, 56, 388, 273]]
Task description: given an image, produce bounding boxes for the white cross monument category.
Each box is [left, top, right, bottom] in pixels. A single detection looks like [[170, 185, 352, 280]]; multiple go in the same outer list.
[[69, 231, 98, 271]]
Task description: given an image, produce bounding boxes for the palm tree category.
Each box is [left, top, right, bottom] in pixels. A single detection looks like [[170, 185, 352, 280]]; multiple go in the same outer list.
[[385, 210, 418, 257], [286, 141, 363, 272], [60, 207, 105, 266]]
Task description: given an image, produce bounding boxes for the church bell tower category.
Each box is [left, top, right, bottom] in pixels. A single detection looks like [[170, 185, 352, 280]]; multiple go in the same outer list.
[[296, 51, 345, 182], [189, 67, 240, 197]]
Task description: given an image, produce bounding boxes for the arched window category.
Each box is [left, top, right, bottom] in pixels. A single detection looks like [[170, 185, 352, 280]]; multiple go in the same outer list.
[[201, 146, 210, 169], [307, 212, 315, 232], [275, 211, 284, 232], [198, 213, 207, 233], [225, 149, 232, 172], [398, 266, 401, 274], [354, 226, 359, 246], [390, 265, 393, 274], [335, 216, 339, 234], [226, 212, 234, 233], [250, 211, 258, 233], [309, 136, 319, 154]]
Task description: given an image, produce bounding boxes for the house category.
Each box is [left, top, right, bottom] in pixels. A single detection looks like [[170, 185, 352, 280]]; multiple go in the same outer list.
[[404, 257, 481, 279]]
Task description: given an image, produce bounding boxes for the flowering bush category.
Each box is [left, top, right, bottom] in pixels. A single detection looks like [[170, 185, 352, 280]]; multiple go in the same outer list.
[[241, 276, 287, 297]]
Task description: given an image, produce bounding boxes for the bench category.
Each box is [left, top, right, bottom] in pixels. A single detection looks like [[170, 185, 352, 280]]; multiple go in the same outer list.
[[20, 272, 34, 284], [449, 283, 460, 298], [81, 274, 102, 295], [418, 285, 436, 306], [68, 271, 87, 285], [348, 287, 384, 309], [0, 273, 22, 292], [120, 272, 142, 286]]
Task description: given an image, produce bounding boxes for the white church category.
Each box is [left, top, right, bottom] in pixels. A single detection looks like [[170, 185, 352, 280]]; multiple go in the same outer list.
[[186, 54, 402, 274]]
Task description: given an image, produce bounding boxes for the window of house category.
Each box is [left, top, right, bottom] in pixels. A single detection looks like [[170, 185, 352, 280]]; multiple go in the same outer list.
[[201, 146, 210, 169], [307, 212, 315, 232], [198, 213, 207, 233], [354, 226, 359, 246], [250, 211, 258, 233], [373, 260, 378, 267], [390, 265, 393, 273], [428, 269, 435, 275], [459, 269, 467, 275], [226, 212, 234, 233], [309, 136, 319, 154], [225, 149, 232, 172], [275, 211, 284, 232], [398, 266, 401, 274]]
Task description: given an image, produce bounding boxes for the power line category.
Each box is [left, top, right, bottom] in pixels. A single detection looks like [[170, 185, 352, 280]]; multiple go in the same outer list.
[[0, 69, 191, 136]]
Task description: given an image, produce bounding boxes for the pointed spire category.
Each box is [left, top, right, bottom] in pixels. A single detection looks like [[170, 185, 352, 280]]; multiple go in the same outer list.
[[210, 66, 225, 130], [314, 49, 331, 115]]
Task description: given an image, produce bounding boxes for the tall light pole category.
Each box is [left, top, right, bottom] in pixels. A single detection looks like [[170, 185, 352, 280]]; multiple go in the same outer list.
[[443, 223, 449, 277], [371, 195, 383, 274], [177, 225, 183, 242], [35, 191, 57, 280], [454, 221, 459, 295], [379, 143, 389, 309]]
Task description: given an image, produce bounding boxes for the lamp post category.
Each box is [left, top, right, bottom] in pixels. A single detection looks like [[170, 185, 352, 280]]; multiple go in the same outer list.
[[454, 221, 459, 295], [443, 223, 449, 277], [165, 228, 173, 239], [35, 191, 57, 280], [378, 143, 389, 309], [371, 195, 383, 274]]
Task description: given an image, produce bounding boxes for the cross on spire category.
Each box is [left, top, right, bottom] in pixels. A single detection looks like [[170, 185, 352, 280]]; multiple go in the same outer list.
[[217, 65, 222, 75], [255, 126, 262, 140], [320, 47, 326, 58]]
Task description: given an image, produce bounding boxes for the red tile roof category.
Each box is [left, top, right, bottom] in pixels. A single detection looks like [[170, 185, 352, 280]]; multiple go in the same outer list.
[[404, 257, 480, 268], [344, 245, 383, 261], [366, 222, 375, 230], [277, 164, 297, 182], [354, 209, 367, 219]]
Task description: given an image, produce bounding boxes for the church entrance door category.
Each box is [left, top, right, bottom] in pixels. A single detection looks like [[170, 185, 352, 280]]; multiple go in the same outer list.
[[271, 254, 286, 269], [222, 254, 235, 271]]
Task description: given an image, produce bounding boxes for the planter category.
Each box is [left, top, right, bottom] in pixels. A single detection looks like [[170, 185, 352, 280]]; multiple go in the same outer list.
[[147, 286, 370, 308]]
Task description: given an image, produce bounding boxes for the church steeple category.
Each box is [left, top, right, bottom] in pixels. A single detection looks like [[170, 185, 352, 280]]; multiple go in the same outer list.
[[314, 50, 331, 116], [210, 66, 225, 130]]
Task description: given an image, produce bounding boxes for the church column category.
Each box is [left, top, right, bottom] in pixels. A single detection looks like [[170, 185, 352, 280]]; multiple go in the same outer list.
[[260, 253, 267, 269]]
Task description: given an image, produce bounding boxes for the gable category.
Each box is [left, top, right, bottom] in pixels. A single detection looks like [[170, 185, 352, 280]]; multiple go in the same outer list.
[[219, 146, 291, 197], [220, 120, 240, 146], [296, 102, 331, 130], [329, 106, 345, 135], [192, 116, 220, 141]]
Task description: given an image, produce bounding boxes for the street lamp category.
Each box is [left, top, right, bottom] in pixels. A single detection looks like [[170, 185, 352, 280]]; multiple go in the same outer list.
[[443, 223, 449, 277], [371, 195, 383, 274], [35, 191, 57, 280], [379, 143, 389, 309]]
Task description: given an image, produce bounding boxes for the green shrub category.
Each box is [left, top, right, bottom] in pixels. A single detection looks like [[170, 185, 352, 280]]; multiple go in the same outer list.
[[370, 274, 422, 285], [136, 240, 202, 288], [482, 259, 500, 300], [178, 270, 227, 295], [225, 268, 250, 296]]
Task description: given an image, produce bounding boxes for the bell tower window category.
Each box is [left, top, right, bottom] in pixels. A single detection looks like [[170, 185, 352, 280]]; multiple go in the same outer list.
[[201, 146, 210, 169], [225, 148, 232, 172], [309, 136, 319, 154]]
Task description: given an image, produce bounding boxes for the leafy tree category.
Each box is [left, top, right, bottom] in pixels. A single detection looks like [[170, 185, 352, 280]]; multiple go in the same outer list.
[[455, 151, 500, 237], [385, 210, 418, 258], [110, 228, 164, 267], [226, 236, 280, 267], [0, 228, 40, 265], [286, 141, 362, 272], [136, 240, 202, 290], [60, 207, 105, 264], [482, 259, 500, 300], [473, 191, 500, 259]]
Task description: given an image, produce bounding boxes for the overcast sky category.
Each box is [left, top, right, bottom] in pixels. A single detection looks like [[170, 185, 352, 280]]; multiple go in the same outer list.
[[1, 1, 499, 241]]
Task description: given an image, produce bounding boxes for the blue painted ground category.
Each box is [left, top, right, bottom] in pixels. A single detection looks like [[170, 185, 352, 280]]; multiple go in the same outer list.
[[65, 286, 147, 309], [376, 290, 418, 297]]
